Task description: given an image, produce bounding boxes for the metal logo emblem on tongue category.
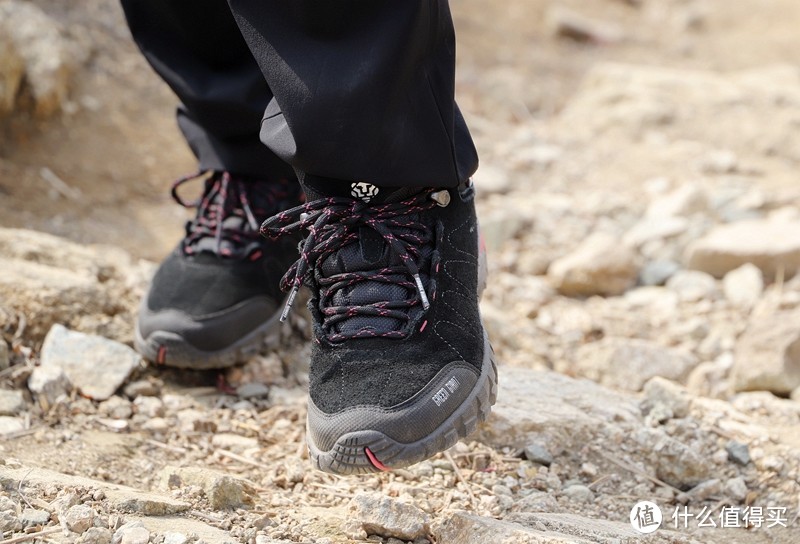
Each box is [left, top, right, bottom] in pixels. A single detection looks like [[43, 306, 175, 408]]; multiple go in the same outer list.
[[351, 182, 379, 203]]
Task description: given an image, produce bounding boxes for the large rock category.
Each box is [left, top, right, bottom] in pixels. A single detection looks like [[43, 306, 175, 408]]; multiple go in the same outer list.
[[572, 338, 697, 391], [157, 466, 256, 510], [687, 219, 800, 280], [435, 511, 689, 544], [433, 512, 564, 544], [0, 464, 189, 515], [548, 233, 639, 297], [343, 493, 430, 541], [733, 310, 800, 394], [0, 0, 86, 116], [556, 62, 800, 154], [0, 228, 146, 343], [477, 367, 640, 453], [0, 23, 23, 116], [39, 325, 141, 401]]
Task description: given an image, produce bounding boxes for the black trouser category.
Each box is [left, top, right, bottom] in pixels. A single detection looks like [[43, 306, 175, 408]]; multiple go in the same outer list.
[[121, 0, 478, 188]]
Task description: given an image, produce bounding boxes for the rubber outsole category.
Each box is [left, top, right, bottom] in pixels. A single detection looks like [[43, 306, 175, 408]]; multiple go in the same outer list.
[[307, 333, 498, 475], [134, 308, 283, 370]]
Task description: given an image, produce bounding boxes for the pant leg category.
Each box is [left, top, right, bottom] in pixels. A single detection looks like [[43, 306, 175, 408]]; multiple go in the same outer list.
[[121, 0, 294, 180], [227, 0, 478, 188]]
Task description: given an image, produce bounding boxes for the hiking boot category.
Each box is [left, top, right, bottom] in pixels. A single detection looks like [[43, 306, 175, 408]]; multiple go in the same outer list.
[[261, 179, 497, 474], [135, 171, 303, 369]]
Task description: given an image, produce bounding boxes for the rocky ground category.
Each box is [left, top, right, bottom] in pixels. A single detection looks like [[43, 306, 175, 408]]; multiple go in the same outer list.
[[3, 0, 800, 543]]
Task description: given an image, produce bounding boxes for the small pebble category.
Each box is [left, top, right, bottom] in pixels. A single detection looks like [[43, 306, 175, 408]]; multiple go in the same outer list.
[[236, 383, 270, 399], [523, 443, 554, 466], [726, 440, 751, 466], [562, 484, 594, 503]]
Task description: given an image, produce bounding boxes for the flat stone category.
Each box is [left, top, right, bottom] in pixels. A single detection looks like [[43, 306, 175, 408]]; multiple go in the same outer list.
[[132, 515, 235, 544], [548, 233, 639, 297], [0, 228, 138, 342], [477, 367, 640, 454], [508, 513, 685, 543], [0, 464, 190, 516], [732, 309, 800, 394], [433, 511, 560, 544], [687, 219, 800, 280], [437, 510, 685, 544], [573, 338, 696, 392], [0, 389, 24, 415], [157, 466, 256, 510], [344, 493, 431, 541], [39, 324, 140, 400]]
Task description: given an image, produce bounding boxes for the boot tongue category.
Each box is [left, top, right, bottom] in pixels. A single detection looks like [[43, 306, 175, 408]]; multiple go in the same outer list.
[[304, 180, 429, 337], [319, 237, 409, 336]]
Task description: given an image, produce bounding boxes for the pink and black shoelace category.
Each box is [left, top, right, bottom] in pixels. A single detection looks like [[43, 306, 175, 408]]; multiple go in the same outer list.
[[260, 190, 440, 342], [172, 171, 294, 259]]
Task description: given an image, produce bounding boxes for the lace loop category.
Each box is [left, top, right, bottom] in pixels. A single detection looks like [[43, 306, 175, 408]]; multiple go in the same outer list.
[[172, 170, 292, 258], [261, 190, 439, 340]]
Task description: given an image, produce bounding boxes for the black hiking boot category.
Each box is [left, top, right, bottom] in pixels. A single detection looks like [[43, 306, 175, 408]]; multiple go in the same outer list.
[[135, 171, 303, 369], [261, 179, 497, 474]]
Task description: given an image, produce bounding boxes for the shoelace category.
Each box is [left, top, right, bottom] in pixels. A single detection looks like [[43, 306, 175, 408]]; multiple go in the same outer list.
[[172, 170, 291, 258], [260, 190, 441, 341]]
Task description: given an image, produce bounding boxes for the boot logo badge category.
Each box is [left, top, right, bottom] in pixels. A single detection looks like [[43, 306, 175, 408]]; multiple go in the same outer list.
[[351, 182, 379, 203]]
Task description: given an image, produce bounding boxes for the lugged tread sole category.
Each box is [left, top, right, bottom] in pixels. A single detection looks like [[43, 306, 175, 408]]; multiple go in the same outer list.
[[307, 334, 498, 475], [134, 309, 283, 370]]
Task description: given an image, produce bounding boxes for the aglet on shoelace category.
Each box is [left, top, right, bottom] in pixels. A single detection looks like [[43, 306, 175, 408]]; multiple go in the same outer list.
[[261, 191, 437, 326]]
